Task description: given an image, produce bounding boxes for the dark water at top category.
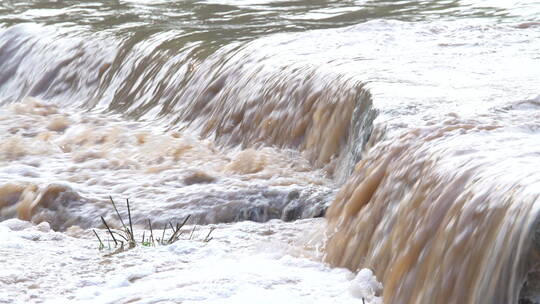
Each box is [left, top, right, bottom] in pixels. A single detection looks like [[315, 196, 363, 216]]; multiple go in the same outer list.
[[2, 0, 537, 45]]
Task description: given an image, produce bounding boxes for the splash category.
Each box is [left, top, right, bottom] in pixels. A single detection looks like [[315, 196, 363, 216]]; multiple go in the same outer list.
[[0, 99, 335, 229]]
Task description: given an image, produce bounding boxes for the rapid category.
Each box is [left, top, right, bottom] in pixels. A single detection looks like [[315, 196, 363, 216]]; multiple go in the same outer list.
[[0, 1, 540, 303]]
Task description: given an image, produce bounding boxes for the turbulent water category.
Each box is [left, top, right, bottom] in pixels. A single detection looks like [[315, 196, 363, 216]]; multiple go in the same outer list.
[[1, 0, 540, 303]]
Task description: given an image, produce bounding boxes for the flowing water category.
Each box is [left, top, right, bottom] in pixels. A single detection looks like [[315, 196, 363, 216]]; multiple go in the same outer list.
[[0, 0, 540, 303]]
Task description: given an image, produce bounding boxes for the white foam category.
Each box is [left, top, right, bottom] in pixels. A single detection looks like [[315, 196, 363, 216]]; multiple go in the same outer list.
[[0, 218, 381, 304], [349, 269, 383, 303]]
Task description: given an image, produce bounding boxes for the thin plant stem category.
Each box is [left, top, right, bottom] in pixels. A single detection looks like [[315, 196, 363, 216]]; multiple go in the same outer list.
[[101, 216, 118, 246]]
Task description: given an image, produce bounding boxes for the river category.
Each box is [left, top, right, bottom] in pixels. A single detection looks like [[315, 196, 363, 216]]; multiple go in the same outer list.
[[0, 1, 539, 303]]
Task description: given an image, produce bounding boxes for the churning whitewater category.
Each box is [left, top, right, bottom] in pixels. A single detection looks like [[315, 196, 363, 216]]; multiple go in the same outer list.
[[1, 1, 540, 303]]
